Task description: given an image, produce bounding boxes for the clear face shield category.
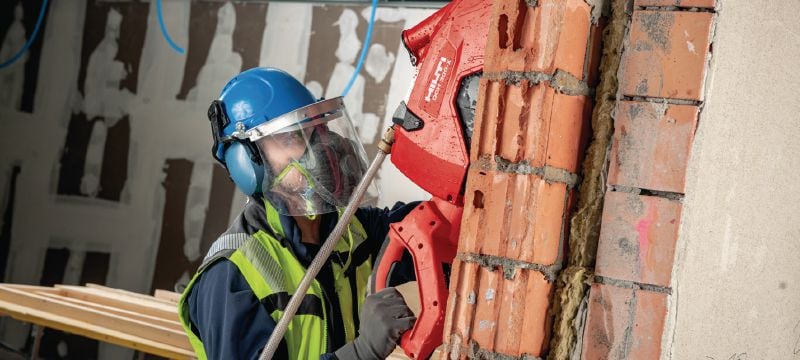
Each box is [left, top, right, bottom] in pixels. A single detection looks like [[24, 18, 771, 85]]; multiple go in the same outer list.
[[245, 98, 373, 217]]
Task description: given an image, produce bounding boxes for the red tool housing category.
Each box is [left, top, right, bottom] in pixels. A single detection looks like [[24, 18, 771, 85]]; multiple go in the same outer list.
[[374, 1, 493, 358]]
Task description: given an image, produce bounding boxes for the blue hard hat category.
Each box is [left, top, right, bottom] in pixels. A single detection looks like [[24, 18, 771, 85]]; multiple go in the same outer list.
[[208, 67, 317, 196]]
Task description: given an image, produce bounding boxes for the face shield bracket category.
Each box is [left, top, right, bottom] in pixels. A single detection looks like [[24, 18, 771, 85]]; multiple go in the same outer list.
[[208, 100, 231, 164]]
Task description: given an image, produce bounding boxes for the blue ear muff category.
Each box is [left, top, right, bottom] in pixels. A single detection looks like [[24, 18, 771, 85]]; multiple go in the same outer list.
[[224, 142, 264, 196]]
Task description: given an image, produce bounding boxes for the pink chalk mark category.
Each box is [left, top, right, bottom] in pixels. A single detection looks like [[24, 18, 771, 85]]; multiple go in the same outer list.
[[636, 207, 657, 259]]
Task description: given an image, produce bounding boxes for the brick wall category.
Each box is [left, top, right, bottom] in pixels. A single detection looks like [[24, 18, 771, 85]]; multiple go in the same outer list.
[[581, 1, 717, 358], [441, 0, 602, 358]]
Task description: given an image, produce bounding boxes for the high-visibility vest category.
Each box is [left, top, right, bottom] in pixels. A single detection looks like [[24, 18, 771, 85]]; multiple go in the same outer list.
[[178, 203, 373, 360]]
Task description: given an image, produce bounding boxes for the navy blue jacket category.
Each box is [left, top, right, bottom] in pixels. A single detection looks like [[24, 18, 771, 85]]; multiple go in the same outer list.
[[185, 199, 417, 360]]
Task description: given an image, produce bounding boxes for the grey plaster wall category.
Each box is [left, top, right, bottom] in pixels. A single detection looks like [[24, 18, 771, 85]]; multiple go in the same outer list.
[[0, 1, 435, 358], [665, 1, 800, 359]]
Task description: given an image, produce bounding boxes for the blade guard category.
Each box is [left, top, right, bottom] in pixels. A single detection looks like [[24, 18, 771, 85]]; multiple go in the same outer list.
[[374, 198, 463, 359], [391, 0, 493, 204]]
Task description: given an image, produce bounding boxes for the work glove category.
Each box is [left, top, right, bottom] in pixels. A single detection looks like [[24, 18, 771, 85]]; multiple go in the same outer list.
[[334, 287, 415, 359]]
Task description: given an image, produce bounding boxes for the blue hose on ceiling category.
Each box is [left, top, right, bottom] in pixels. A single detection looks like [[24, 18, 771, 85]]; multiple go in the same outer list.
[[0, 0, 49, 69], [341, 0, 379, 98], [157, 0, 185, 55]]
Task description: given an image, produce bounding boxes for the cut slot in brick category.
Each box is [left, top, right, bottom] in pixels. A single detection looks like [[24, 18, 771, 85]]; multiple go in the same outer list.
[[594, 191, 682, 287], [620, 10, 714, 100], [581, 283, 668, 360], [635, 0, 717, 8], [608, 101, 699, 193]]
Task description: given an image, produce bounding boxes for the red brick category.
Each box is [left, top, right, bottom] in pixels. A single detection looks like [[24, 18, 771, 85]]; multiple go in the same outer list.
[[444, 259, 480, 345], [548, 0, 593, 79], [620, 11, 714, 100], [484, 0, 592, 79], [635, 0, 716, 8], [496, 82, 541, 162], [459, 167, 568, 265], [545, 92, 590, 173], [443, 264, 555, 358], [595, 191, 682, 287], [473, 80, 589, 173], [607, 101, 699, 193], [519, 83, 555, 167], [516, 179, 567, 264], [629, 290, 669, 359], [471, 266, 503, 349], [459, 169, 515, 256], [493, 268, 531, 354], [471, 79, 503, 163], [517, 270, 554, 356], [581, 284, 667, 360]]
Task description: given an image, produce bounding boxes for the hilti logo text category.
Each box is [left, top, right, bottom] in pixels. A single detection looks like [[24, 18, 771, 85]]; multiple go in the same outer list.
[[425, 57, 452, 102]]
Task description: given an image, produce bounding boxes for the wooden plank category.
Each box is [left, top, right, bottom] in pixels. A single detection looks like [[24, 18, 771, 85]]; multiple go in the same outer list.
[[0, 286, 189, 349], [154, 289, 182, 304], [0, 298, 194, 359], [84, 283, 177, 306], [55, 285, 177, 320], [86, 283, 172, 305], [2, 284, 59, 293], [36, 292, 184, 333]]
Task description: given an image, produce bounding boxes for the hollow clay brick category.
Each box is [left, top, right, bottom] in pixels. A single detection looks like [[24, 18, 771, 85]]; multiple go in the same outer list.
[[545, 93, 591, 173], [472, 80, 589, 172], [454, 268, 554, 357], [594, 191, 682, 287], [484, 0, 592, 79], [446, 0, 595, 357], [608, 101, 699, 193], [517, 270, 555, 356], [635, 0, 717, 8], [620, 11, 714, 100], [581, 284, 667, 360], [459, 168, 568, 265], [471, 266, 504, 349], [445, 259, 480, 347]]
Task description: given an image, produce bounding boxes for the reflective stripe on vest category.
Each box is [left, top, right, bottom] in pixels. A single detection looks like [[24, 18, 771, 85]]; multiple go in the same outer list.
[[178, 205, 371, 360]]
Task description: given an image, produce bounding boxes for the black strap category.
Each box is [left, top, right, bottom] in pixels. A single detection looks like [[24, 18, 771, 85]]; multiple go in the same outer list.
[[261, 292, 324, 318]]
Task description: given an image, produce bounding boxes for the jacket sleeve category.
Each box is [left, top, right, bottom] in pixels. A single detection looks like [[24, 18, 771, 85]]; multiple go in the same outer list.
[[187, 260, 289, 360]]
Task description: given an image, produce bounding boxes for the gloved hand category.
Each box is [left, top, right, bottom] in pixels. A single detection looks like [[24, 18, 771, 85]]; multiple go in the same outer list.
[[334, 287, 415, 359]]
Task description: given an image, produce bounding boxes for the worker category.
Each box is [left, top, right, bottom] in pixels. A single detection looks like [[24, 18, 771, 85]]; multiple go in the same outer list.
[[177, 67, 417, 360]]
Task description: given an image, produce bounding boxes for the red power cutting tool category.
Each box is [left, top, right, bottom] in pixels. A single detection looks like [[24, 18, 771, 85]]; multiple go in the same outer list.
[[372, 1, 493, 358]]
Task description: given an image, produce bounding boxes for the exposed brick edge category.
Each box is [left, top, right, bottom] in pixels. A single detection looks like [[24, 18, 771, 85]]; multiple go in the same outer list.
[[456, 252, 561, 282], [636, 6, 716, 12], [593, 275, 673, 295]]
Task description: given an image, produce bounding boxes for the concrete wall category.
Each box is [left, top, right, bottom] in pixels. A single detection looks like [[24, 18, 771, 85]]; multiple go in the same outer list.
[[0, 1, 434, 358], [666, 1, 800, 359]]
